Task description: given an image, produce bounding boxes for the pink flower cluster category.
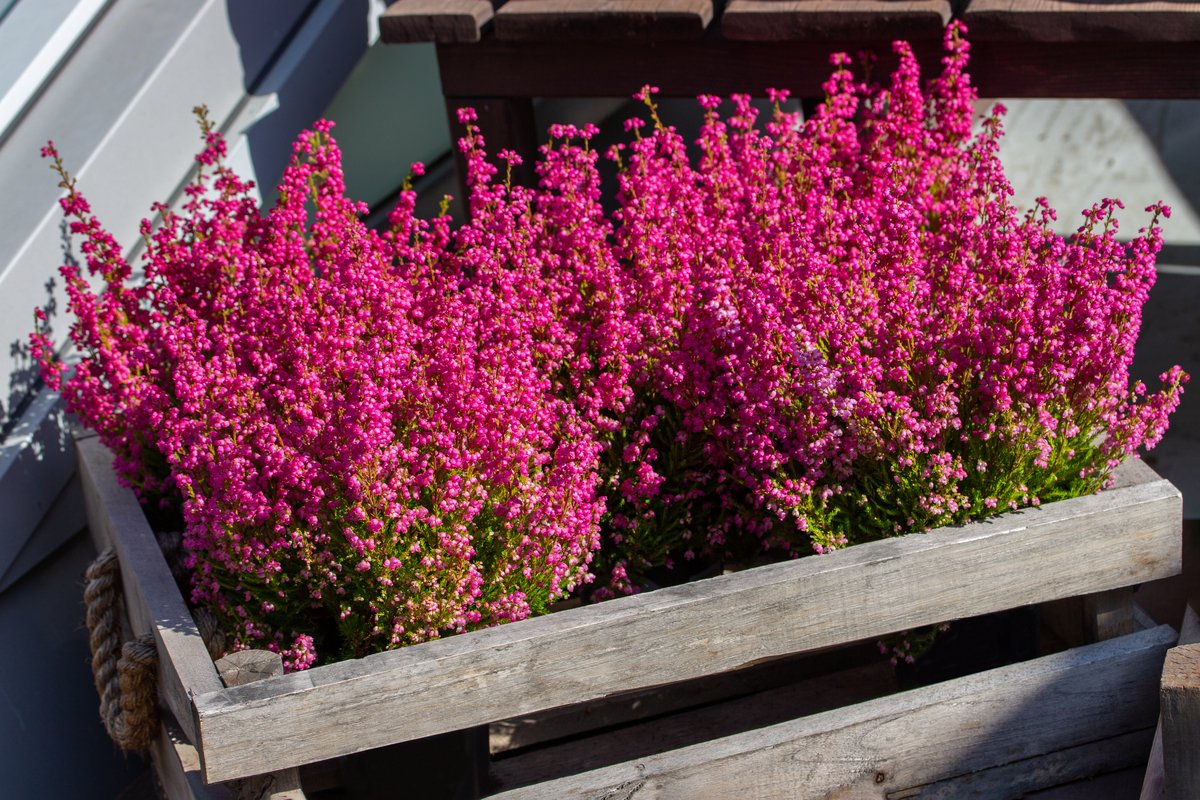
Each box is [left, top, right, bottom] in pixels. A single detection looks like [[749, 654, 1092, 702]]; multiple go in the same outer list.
[[35, 23, 1186, 665], [595, 24, 1185, 584], [36, 110, 606, 668]]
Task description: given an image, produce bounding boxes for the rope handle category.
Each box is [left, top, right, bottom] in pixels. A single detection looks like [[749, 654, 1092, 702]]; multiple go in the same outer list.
[[83, 549, 159, 752], [83, 539, 225, 753]]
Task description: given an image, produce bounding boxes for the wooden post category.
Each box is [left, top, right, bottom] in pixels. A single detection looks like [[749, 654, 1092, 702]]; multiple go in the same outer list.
[[1141, 602, 1200, 800], [214, 651, 306, 800], [1161, 642, 1200, 800], [1041, 587, 1137, 649]]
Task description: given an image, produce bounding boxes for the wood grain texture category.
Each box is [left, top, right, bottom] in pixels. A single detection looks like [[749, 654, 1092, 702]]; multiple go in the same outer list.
[[722, 0, 950, 42], [150, 715, 234, 800], [435, 37, 1200, 99], [891, 728, 1155, 800], [963, 0, 1200, 42], [489, 659, 898, 791], [494, 0, 714, 41], [379, 0, 494, 43], [490, 643, 881, 753], [1139, 602, 1199, 800], [488, 626, 1176, 799], [215, 651, 306, 800], [76, 435, 223, 750], [194, 460, 1179, 782], [215, 650, 284, 688], [1161, 641, 1200, 800]]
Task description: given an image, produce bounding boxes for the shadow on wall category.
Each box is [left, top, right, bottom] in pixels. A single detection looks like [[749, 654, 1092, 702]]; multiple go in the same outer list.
[[225, 0, 371, 205], [1, 1, 372, 432], [1125, 100, 1200, 266], [1121, 101, 1200, 516], [2, 219, 71, 438]]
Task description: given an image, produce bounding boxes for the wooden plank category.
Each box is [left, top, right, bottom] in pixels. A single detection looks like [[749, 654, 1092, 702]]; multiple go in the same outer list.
[[1042, 587, 1137, 648], [1160, 640, 1200, 800], [1140, 602, 1200, 800], [193, 460, 1179, 782], [379, 0, 494, 43], [76, 435, 224, 749], [489, 659, 898, 791], [490, 643, 880, 753], [435, 37, 1200, 99], [436, 37, 940, 99], [963, 1, 1200, 43], [215, 651, 305, 800], [493, 0, 713, 41], [968, 40, 1200, 98], [1031, 766, 1148, 800], [895, 728, 1155, 800], [487, 626, 1176, 799], [148, 713, 235, 800], [722, 0, 949, 43]]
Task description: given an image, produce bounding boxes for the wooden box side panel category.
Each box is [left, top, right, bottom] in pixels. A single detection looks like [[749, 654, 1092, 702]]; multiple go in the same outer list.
[[489, 625, 1177, 799], [195, 461, 1181, 781], [76, 435, 224, 747]]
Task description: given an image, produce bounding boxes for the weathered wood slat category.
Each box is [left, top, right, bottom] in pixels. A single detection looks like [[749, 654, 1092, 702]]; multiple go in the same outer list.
[[379, 0, 495, 43], [215, 651, 306, 800], [494, 0, 714, 40], [963, 1, 1200, 43], [722, 0, 950, 43], [1141, 602, 1200, 800], [489, 658, 898, 791], [193, 459, 1179, 782], [899, 728, 1156, 800], [1161, 640, 1200, 800], [76, 435, 223, 750], [487, 625, 1176, 799], [150, 714, 234, 800], [490, 643, 880, 754]]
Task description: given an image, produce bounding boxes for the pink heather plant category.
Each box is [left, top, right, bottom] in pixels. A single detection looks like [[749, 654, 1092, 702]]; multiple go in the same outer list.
[[35, 22, 1186, 666], [594, 23, 1185, 585], [35, 110, 605, 668]]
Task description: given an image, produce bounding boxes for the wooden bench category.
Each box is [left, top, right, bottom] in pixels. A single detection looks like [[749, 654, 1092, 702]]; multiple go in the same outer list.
[[379, 0, 1200, 169]]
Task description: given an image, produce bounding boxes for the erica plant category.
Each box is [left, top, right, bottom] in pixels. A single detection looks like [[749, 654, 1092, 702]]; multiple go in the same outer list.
[[35, 22, 1185, 668], [37, 111, 607, 669], [593, 24, 1185, 584]]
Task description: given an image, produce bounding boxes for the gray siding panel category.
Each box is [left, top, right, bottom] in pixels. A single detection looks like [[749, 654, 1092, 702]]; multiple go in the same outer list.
[[0, 0, 373, 587]]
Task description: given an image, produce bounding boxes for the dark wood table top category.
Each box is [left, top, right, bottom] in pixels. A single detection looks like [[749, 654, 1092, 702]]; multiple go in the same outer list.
[[381, 0, 1200, 98]]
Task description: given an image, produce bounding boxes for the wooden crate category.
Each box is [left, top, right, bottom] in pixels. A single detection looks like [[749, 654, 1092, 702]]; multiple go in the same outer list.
[[75, 433, 1182, 797]]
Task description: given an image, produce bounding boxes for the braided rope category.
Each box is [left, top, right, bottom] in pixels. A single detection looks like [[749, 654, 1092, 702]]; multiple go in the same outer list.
[[83, 549, 159, 752]]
